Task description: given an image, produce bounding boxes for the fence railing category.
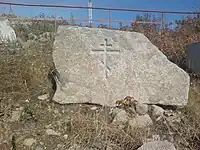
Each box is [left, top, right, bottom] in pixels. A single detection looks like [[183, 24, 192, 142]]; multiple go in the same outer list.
[[1, 2, 200, 14], [0, 1, 200, 30]]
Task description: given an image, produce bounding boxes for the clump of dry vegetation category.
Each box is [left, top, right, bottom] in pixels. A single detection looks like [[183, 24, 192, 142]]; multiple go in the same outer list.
[[66, 110, 145, 150], [0, 27, 54, 121]]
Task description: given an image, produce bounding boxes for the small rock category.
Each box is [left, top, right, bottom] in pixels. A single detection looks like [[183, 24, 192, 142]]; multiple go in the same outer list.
[[92, 140, 104, 149], [151, 105, 164, 117], [38, 94, 49, 101], [16, 37, 24, 46], [67, 144, 81, 150], [135, 103, 148, 115], [90, 106, 98, 110], [56, 144, 64, 149], [45, 124, 52, 129], [137, 141, 176, 150], [22, 40, 37, 49], [28, 33, 37, 40], [17, 107, 24, 111], [152, 134, 161, 141], [46, 129, 61, 136], [35, 146, 43, 150], [54, 109, 62, 117], [106, 145, 113, 150], [57, 120, 62, 126], [0, 19, 16, 43], [143, 135, 161, 143], [112, 109, 129, 124], [164, 110, 174, 117], [150, 105, 165, 121], [111, 108, 121, 115], [9, 110, 22, 122], [63, 134, 68, 140], [128, 114, 153, 128], [23, 138, 36, 147]]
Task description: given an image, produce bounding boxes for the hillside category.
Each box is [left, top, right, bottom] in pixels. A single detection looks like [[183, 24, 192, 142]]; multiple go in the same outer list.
[[0, 15, 200, 150]]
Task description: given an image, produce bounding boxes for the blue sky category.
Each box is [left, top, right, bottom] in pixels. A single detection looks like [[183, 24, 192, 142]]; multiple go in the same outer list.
[[1, 0, 200, 28]]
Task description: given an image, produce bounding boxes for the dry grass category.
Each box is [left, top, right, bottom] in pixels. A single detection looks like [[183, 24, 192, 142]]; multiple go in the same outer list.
[[1, 99, 146, 150], [176, 83, 200, 150], [150, 83, 200, 150], [67, 110, 145, 150], [0, 36, 54, 122]]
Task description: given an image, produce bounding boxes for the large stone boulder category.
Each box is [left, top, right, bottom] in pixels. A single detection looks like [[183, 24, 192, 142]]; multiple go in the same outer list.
[[0, 18, 16, 43], [52, 26, 190, 107]]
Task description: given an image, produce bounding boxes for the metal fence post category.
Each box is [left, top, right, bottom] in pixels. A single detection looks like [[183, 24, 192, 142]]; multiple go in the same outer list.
[[161, 12, 164, 36], [109, 9, 111, 29], [54, 13, 57, 33]]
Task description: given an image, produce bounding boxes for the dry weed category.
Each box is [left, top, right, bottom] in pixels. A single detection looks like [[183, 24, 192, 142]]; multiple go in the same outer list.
[[0, 38, 54, 122], [68, 110, 144, 150]]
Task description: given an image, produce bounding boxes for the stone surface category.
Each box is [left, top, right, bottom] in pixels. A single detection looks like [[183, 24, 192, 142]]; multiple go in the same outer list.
[[38, 94, 49, 101], [137, 141, 176, 150], [46, 129, 61, 136], [151, 105, 164, 117], [135, 103, 148, 115], [128, 114, 153, 128], [106, 145, 113, 150], [150, 105, 165, 121], [63, 134, 68, 140], [9, 110, 22, 122], [112, 109, 129, 124], [0, 18, 16, 43], [22, 40, 37, 49], [143, 134, 161, 143], [164, 110, 175, 117], [23, 138, 36, 147], [53, 26, 190, 107], [90, 106, 98, 110], [35, 146, 44, 150]]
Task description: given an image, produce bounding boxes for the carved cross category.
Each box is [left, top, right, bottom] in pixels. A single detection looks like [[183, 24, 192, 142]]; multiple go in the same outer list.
[[91, 38, 120, 79]]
